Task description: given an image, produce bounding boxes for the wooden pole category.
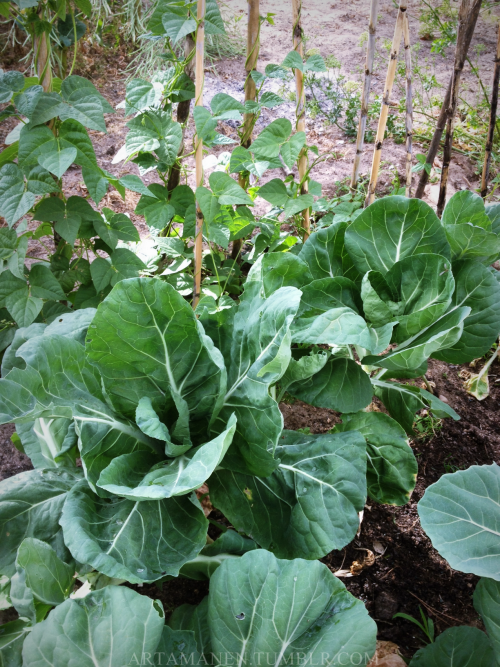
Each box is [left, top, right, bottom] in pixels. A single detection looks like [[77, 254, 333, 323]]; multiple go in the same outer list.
[[480, 23, 500, 198], [403, 12, 413, 197], [437, 0, 476, 216], [365, 0, 407, 207], [232, 0, 260, 260], [350, 0, 380, 188], [193, 0, 205, 309], [167, 34, 196, 194], [34, 17, 52, 92], [414, 0, 482, 199], [291, 0, 310, 239]]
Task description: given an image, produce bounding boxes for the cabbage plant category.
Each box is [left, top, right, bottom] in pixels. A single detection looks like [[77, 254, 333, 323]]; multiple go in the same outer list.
[[409, 463, 500, 666]]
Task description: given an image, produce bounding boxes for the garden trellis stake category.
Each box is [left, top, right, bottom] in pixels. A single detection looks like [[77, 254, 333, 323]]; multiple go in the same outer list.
[[193, 0, 206, 308], [365, 0, 407, 207], [292, 0, 310, 239], [232, 0, 260, 260], [414, 0, 482, 200], [403, 12, 413, 197], [437, 0, 478, 216], [480, 22, 500, 198], [350, 0, 380, 188]]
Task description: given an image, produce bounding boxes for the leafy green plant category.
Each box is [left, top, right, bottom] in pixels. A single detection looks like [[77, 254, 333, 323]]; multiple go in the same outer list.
[[411, 463, 500, 665], [394, 607, 435, 644], [0, 70, 147, 351]]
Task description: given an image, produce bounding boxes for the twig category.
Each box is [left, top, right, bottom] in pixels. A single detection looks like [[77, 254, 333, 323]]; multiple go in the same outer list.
[[403, 11, 413, 197]]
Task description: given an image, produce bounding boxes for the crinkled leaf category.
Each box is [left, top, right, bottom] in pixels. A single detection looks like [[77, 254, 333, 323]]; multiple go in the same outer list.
[[22, 586, 165, 667], [418, 463, 500, 580], [210, 429, 366, 558], [0, 163, 35, 227], [0, 468, 81, 577], [335, 412, 417, 505], [208, 550, 377, 666], [60, 479, 208, 583], [345, 196, 451, 274]]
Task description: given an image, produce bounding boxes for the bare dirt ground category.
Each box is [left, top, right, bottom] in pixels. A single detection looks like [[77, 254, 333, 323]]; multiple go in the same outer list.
[[1, 0, 500, 658]]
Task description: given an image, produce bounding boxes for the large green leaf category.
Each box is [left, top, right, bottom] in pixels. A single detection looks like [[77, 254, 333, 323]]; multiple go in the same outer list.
[[409, 626, 494, 667], [125, 110, 182, 163], [207, 550, 377, 665], [22, 586, 165, 667], [444, 222, 500, 263], [298, 277, 362, 316], [335, 412, 417, 505], [38, 146, 77, 178], [249, 119, 292, 158], [291, 306, 373, 348], [287, 357, 373, 413], [0, 619, 30, 667], [386, 254, 455, 342], [210, 429, 366, 559], [0, 70, 24, 103], [418, 464, 500, 580], [0, 468, 81, 577], [59, 119, 98, 170], [344, 196, 450, 274], [202, 283, 301, 476], [0, 163, 35, 227], [209, 172, 253, 206], [0, 334, 162, 489], [162, 9, 197, 44], [299, 220, 359, 282], [255, 252, 313, 296], [18, 124, 57, 169], [59, 75, 113, 132], [16, 537, 74, 606], [124, 78, 162, 116], [97, 413, 237, 500], [433, 260, 500, 364], [29, 264, 66, 300], [85, 278, 224, 432], [363, 306, 470, 372], [60, 479, 208, 583], [442, 190, 491, 228], [474, 577, 500, 664]]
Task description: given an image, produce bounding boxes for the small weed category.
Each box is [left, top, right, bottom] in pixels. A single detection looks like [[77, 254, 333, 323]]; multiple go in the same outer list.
[[393, 607, 435, 644], [413, 413, 442, 441]]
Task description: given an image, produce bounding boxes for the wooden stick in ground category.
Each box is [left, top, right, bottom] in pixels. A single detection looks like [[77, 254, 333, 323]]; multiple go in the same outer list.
[[291, 0, 310, 239], [480, 22, 500, 198], [403, 12, 413, 196], [167, 34, 196, 194], [365, 0, 407, 207], [350, 0, 380, 188], [414, 0, 482, 199], [437, 0, 478, 216], [232, 0, 260, 260], [193, 0, 205, 309], [34, 21, 52, 92]]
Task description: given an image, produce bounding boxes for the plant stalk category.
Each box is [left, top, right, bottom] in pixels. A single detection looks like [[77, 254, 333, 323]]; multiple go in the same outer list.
[[414, 0, 482, 200], [350, 0, 380, 188], [34, 18, 52, 92], [436, 0, 480, 217], [403, 12, 413, 197], [193, 0, 205, 309], [232, 0, 260, 260], [365, 0, 407, 207], [167, 33, 196, 195], [292, 0, 310, 238], [480, 22, 500, 199]]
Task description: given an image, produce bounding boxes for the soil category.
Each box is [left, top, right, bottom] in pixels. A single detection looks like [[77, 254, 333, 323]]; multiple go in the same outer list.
[[1, 0, 500, 658]]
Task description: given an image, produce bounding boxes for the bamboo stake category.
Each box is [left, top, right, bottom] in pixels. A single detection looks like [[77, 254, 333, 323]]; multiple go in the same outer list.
[[34, 21, 52, 92], [437, 0, 478, 216], [414, 0, 482, 200], [232, 0, 260, 260], [480, 22, 500, 198], [242, 0, 260, 148], [350, 0, 380, 188], [167, 34, 196, 194], [365, 0, 407, 207], [291, 0, 310, 239], [193, 0, 205, 309], [403, 13, 413, 197]]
